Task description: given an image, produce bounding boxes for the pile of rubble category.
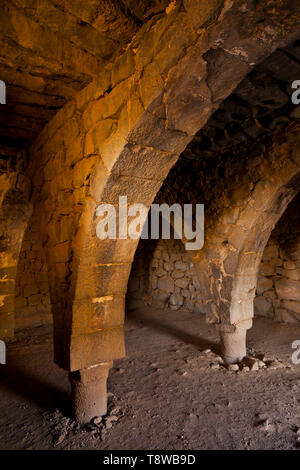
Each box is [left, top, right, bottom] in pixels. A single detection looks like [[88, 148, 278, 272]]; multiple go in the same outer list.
[[202, 348, 291, 372], [51, 393, 123, 446]]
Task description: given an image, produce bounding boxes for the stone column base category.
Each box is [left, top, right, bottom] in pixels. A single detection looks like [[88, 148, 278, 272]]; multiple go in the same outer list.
[[217, 322, 252, 364], [69, 361, 112, 424]]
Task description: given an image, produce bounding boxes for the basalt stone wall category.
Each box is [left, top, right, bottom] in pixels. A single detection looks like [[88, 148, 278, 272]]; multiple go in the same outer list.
[[127, 238, 205, 313], [128, 209, 300, 323], [255, 192, 300, 323], [15, 215, 52, 330]]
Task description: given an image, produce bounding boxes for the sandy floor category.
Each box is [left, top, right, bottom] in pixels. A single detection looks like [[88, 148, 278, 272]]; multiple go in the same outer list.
[[0, 307, 299, 450]]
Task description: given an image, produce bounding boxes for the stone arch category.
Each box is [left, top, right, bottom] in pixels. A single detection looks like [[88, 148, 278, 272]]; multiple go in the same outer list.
[[192, 123, 300, 362], [0, 183, 32, 339], [231, 173, 300, 325], [26, 1, 300, 421]]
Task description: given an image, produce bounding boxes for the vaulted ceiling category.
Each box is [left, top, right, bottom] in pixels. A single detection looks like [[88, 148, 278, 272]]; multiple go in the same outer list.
[[180, 42, 300, 163], [0, 0, 170, 155]]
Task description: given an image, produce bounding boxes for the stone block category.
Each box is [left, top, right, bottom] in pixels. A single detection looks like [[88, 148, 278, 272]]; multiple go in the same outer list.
[[282, 269, 300, 281], [184, 298, 194, 312], [156, 290, 170, 303], [154, 267, 166, 277], [169, 293, 183, 308], [164, 262, 173, 271], [174, 261, 187, 271], [192, 276, 201, 290], [283, 260, 296, 270], [175, 277, 189, 289], [276, 308, 299, 323], [259, 263, 276, 276], [157, 276, 174, 293], [172, 270, 184, 279], [77, 263, 132, 298], [281, 300, 300, 315], [254, 295, 273, 317], [263, 289, 277, 299], [275, 279, 300, 302], [150, 275, 157, 290], [269, 258, 283, 267], [257, 276, 273, 295], [28, 294, 43, 306], [262, 245, 279, 261], [53, 241, 71, 263], [72, 295, 125, 333]]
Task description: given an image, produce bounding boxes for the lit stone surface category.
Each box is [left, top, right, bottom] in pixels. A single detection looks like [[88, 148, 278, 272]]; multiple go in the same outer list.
[[0, 0, 300, 423]]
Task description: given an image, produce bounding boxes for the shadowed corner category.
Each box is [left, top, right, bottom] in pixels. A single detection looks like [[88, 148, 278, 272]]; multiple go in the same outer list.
[[0, 353, 71, 417]]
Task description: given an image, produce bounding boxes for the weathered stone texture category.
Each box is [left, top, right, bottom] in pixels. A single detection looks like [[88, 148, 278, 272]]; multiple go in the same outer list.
[[255, 193, 300, 323], [1, 0, 300, 370], [127, 238, 199, 312], [0, 169, 32, 339], [15, 215, 52, 330]]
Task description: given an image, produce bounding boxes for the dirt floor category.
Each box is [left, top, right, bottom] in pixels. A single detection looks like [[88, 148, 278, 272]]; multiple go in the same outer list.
[[0, 307, 299, 450]]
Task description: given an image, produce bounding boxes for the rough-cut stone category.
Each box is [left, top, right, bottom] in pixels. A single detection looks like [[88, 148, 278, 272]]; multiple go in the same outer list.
[[154, 267, 166, 277], [263, 290, 277, 299], [227, 364, 239, 372], [269, 258, 283, 267], [259, 264, 276, 276], [151, 259, 160, 268], [282, 269, 300, 281], [184, 299, 194, 312], [262, 245, 279, 261], [156, 290, 170, 303], [254, 296, 273, 317], [284, 260, 296, 270], [277, 308, 299, 323], [169, 293, 183, 307], [150, 275, 158, 290], [127, 238, 198, 310], [281, 300, 300, 315], [174, 261, 187, 271], [244, 357, 259, 371], [157, 276, 174, 293], [275, 279, 300, 302], [164, 262, 173, 271], [192, 277, 201, 291], [172, 270, 185, 279], [257, 276, 273, 295], [175, 277, 189, 289]]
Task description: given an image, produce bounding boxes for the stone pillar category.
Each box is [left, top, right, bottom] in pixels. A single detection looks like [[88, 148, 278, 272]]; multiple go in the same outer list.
[[217, 321, 252, 364], [69, 361, 112, 424]]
